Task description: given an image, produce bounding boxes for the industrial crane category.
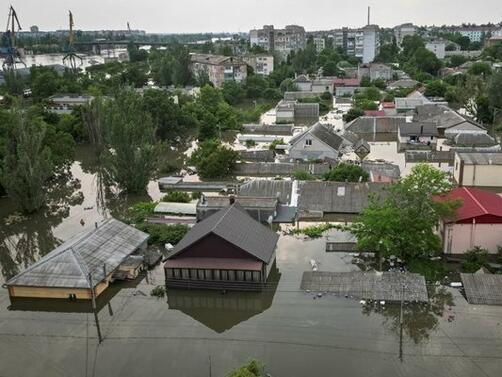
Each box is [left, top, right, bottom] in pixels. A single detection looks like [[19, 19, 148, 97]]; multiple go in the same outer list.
[[1, 5, 26, 70], [62, 10, 83, 71]]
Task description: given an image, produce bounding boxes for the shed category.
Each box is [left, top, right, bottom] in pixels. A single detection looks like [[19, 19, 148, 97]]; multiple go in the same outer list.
[[5, 219, 149, 300], [154, 202, 197, 216], [454, 152, 502, 187]]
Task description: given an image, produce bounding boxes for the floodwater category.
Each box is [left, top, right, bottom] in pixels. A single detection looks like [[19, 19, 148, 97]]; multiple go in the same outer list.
[[1, 147, 502, 376]]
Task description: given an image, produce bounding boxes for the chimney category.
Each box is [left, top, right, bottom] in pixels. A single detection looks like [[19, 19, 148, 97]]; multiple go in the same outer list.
[[229, 195, 235, 205]]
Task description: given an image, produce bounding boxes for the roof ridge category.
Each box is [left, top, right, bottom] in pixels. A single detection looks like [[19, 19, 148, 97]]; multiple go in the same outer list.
[[463, 187, 489, 215], [211, 204, 235, 231], [69, 247, 93, 288]]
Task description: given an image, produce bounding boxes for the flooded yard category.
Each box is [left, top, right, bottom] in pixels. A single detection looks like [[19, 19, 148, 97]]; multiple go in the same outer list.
[[1, 145, 502, 377]]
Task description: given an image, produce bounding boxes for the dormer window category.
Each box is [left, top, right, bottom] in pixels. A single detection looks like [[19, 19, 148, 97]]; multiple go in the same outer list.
[[305, 139, 312, 146]]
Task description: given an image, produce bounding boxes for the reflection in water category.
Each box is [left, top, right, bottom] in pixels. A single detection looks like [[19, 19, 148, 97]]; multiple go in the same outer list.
[[362, 286, 454, 344], [167, 265, 281, 333], [0, 170, 83, 280]]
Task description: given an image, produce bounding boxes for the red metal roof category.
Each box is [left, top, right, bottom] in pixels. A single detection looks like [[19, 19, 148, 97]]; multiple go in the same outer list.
[[364, 110, 386, 117], [382, 102, 396, 109], [437, 187, 502, 223], [164, 257, 263, 271]]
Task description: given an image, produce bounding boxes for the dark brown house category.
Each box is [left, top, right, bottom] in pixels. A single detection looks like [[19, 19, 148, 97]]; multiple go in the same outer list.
[[164, 202, 279, 291]]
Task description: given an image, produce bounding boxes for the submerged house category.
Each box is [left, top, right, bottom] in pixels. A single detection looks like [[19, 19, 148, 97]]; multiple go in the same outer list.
[[164, 202, 279, 291], [437, 187, 502, 254], [5, 219, 149, 300]]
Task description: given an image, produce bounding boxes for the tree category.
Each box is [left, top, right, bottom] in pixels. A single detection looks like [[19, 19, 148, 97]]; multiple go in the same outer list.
[[227, 360, 264, 377], [0, 109, 53, 213], [322, 61, 339, 76], [350, 164, 460, 264], [190, 139, 237, 179], [410, 47, 442, 75], [279, 78, 298, 93], [324, 163, 369, 182], [424, 80, 448, 97], [487, 71, 502, 111], [221, 81, 245, 105], [343, 108, 364, 122], [102, 89, 157, 193], [468, 62, 492, 76]]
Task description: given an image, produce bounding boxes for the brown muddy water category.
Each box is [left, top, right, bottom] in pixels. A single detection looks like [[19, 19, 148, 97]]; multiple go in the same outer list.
[[1, 146, 502, 377]]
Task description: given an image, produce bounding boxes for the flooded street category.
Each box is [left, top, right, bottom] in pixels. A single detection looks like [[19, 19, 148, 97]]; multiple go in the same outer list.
[[1, 145, 502, 376]]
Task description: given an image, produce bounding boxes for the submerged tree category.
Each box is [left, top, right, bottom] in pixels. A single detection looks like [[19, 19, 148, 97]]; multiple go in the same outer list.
[[0, 109, 53, 213], [102, 89, 157, 193]]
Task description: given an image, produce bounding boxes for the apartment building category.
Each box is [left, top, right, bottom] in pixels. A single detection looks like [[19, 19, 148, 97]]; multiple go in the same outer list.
[[394, 23, 417, 46], [330, 25, 379, 63], [242, 55, 274, 75], [425, 40, 447, 59], [250, 25, 306, 60], [189, 54, 247, 87], [313, 37, 326, 53]]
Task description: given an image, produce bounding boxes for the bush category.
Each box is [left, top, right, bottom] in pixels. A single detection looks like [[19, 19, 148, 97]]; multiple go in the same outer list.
[[294, 223, 337, 238], [269, 138, 285, 150], [162, 191, 191, 203], [150, 285, 166, 298], [462, 246, 488, 272], [245, 139, 257, 148], [136, 223, 190, 245], [292, 170, 314, 180], [123, 201, 156, 224], [343, 108, 364, 122], [190, 139, 238, 179], [324, 163, 369, 182]]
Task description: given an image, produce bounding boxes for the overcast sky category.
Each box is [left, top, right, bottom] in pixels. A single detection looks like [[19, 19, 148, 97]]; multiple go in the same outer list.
[[9, 0, 502, 33]]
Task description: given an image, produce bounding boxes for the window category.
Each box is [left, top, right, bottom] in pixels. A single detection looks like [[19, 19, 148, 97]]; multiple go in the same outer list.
[[252, 271, 261, 282], [236, 271, 244, 281], [214, 270, 221, 280], [173, 269, 181, 279], [182, 269, 190, 279], [228, 270, 235, 281], [197, 269, 205, 280], [205, 269, 212, 280], [245, 271, 253, 281], [305, 139, 312, 146], [221, 270, 228, 280], [166, 268, 173, 278]]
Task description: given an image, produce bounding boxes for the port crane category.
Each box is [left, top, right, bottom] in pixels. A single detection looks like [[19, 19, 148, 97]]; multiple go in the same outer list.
[[1, 5, 26, 70], [62, 10, 83, 71]]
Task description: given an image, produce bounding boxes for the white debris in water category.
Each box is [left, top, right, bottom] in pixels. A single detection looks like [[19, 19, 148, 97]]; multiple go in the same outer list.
[[360, 300, 366, 305], [379, 300, 386, 305], [450, 282, 463, 288]]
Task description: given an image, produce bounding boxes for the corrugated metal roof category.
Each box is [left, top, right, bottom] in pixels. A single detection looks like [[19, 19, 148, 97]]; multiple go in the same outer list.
[[437, 187, 502, 222], [168, 203, 279, 263], [239, 180, 293, 204], [6, 219, 149, 289], [300, 271, 428, 302], [298, 181, 388, 214], [399, 122, 438, 137], [461, 272, 502, 305], [154, 202, 197, 215], [199, 196, 278, 210], [457, 152, 502, 165]]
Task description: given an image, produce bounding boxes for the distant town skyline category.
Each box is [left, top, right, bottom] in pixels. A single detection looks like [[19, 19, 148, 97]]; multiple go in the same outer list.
[[8, 0, 502, 33]]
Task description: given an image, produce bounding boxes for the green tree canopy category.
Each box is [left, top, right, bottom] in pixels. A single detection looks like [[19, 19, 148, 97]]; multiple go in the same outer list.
[[190, 139, 237, 179], [350, 164, 460, 262], [324, 163, 369, 182], [102, 89, 157, 193]]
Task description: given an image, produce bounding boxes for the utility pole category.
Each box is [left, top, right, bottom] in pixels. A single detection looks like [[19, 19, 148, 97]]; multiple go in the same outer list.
[[399, 283, 405, 362], [88, 272, 103, 343]]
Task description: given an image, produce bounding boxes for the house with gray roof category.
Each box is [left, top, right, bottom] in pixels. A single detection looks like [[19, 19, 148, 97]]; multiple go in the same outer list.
[[345, 116, 406, 134], [398, 122, 439, 149], [164, 202, 279, 291], [196, 195, 279, 222], [454, 152, 502, 187], [5, 219, 149, 300], [297, 181, 389, 220], [289, 123, 350, 161]]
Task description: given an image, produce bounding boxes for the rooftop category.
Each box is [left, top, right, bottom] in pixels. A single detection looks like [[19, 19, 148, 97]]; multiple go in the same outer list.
[[399, 122, 439, 137], [437, 187, 502, 223], [456, 152, 502, 165], [6, 219, 149, 289], [198, 196, 278, 210], [168, 203, 279, 264], [290, 122, 346, 151]]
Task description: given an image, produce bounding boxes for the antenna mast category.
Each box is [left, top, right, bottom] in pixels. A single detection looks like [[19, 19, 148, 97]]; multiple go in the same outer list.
[[62, 10, 83, 72], [2, 6, 26, 70]]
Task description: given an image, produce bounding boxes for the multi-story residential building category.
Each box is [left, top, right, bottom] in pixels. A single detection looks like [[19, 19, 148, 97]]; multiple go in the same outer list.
[[330, 25, 379, 63], [189, 54, 247, 87], [242, 55, 274, 76], [425, 40, 447, 59], [249, 25, 306, 60], [393, 23, 417, 46], [457, 28, 485, 42], [313, 37, 326, 53]]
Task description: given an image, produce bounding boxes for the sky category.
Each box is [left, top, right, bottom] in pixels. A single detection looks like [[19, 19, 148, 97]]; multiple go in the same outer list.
[[7, 0, 502, 33]]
